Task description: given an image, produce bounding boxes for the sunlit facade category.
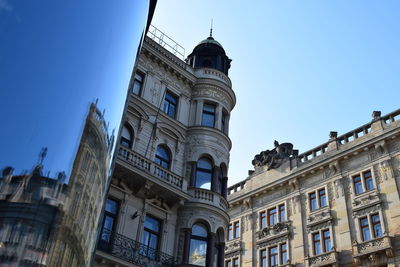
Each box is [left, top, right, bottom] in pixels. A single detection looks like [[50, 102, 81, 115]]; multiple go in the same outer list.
[[226, 110, 400, 267], [93, 27, 235, 267]]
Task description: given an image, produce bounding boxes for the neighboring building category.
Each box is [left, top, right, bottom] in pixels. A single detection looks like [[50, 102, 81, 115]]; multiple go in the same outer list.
[[226, 110, 400, 267], [93, 26, 236, 267]]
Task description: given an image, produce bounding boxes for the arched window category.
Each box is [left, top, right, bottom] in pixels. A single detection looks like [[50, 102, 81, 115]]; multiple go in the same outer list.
[[189, 223, 208, 266], [196, 158, 213, 190], [154, 145, 171, 169], [120, 125, 133, 148]]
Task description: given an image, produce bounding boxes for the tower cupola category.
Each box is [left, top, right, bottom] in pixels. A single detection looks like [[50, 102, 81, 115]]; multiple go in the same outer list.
[[187, 30, 232, 75]]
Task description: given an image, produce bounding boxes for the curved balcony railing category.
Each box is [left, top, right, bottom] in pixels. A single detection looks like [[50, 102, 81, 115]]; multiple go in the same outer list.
[[117, 146, 184, 190], [188, 187, 228, 211], [97, 229, 175, 267]]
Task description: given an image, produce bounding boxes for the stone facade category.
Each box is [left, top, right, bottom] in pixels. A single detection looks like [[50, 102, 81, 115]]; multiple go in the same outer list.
[[94, 29, 235, 267], [227, 109, 400, 267]]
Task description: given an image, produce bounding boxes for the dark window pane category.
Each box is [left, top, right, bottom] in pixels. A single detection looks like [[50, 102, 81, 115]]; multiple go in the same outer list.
[[313, 232, 321, 255], [279, 204, 286, 221], [234, 221, 240, 238], [163, 91, 178, 118], [360, 217, 371, 241], [268, 207, 277, 226], [260, 211, 266, 229], [133, 72, 144, 95], [189, 239, 207, 266], [144, 216, 160, 232], [105, 199, 118, 214], [197, 158, 212, 170], [202, 103, 216, 127], [364, 171, 374, 191], [155, 145, 170, 169], [228, 224, 233, 240], [233, 258, 239, 267], [319, 189, 327, 207]]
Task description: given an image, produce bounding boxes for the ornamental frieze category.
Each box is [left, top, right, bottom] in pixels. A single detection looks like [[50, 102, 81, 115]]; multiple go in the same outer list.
[[256, 221, 290, 245], [352, 203, 381, 218], [225, 240, 242, 256], [307, 210, 332, 231], [257, 234, 288, 249], [192, 85, 234, 109], [353, 235, 393, 258], [352, 191, 380, 209], [307, 250, 338, 267]]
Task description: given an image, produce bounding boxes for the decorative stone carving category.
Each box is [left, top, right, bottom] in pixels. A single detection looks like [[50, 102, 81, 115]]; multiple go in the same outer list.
[[379, 159, 394, 181], [352, 192, 380, 209], [353, 235, 393, 258], [307, 250, 338, 267], [352, 203, 381, 218], [257, 235, 288, 249], [256, 221, 290, 241], [307, 210, 332, 225], [252, 141, 298, 170], [225, 240, 241, 256]]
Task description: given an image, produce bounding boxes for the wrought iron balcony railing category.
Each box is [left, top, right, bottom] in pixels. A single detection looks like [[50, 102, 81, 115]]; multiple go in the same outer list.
[[97, 229, 175, 267]]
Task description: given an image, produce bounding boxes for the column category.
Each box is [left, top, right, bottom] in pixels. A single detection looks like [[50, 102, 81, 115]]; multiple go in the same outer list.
[[222, 177, 228, 199], [217, 242, 225, 267], [212, 166, 220, 192], [195, 100, 204, 126], [189, 161, 197, 187], [215, 104, 223, 129], [206, 232, 216, 267], [182, 228, 192, 264]]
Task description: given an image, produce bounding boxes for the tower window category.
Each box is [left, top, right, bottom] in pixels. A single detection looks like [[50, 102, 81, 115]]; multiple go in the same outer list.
[[189, 223, 208, 266], [201, 103, 216, 127], [195, 158, 213, 190], [132, 72, 144, 96], [163, 91, 178, 118]]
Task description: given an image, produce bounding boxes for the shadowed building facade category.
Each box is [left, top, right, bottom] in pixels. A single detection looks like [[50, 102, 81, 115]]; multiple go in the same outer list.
[[226, 110, 400, 267], [94, 27, 235, 267]]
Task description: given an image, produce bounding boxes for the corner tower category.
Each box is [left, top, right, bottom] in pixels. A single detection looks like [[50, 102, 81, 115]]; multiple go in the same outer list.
[[177, 33, 236, 266]]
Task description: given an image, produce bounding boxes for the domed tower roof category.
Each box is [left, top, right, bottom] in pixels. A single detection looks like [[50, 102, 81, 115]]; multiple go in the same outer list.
[[187, 32, 231, 76]]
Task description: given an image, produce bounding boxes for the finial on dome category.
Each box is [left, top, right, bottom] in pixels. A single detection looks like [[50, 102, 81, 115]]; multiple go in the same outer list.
[[210, 19, 213, 37]]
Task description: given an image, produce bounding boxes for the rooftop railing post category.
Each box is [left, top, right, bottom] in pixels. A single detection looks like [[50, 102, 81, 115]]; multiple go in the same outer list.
[[327, 131, 339, 151]]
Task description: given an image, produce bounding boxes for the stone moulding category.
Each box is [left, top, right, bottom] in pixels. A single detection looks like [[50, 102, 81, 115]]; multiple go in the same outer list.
[[256, 221, 290, 247], [306, 250, 338, 267]]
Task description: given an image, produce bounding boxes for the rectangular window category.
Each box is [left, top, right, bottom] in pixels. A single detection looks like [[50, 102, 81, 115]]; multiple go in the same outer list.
[[280, 243, 288, 264], [268, 207, 277, 226], [269, 246, 278, 267], [353, 175, 363, 195], [318, 189, 327, 208], [309, 192, 317, 211], [360, 217, 371, 241], [279, 204, 286, 222], [371, 213, 382, 238], [353, 170, 375, 195], [162, 91, 178, 118], [260, 211, 266, 229], [234, 221, 240, 239], [98, 198, 119, 251], [226, 260, 232, 267], [322, 229, 332, 252], [260, 249, 267, 267], [228, 223, 233, 240], [141, 215, 161, 259], [312, 232, 321, 255], [233, 258, 239, 267], [201, 103, 216, 127], [132, 72, 144, 95], [363, 170, 374, 191]]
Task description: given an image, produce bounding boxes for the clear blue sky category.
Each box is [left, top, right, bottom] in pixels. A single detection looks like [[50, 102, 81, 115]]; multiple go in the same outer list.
[[152, 0, 400, 186]]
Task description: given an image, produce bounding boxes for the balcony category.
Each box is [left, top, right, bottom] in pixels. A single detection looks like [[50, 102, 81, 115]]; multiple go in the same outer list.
[[187, 187, 228, 211], [306, 250, 338, 267], [117, 146, 186, 190], [352, 235, 393, 264], [97, 229, 175, 267]]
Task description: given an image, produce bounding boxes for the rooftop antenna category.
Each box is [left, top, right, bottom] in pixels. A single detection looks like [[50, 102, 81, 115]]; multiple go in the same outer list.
[[210, 19, 213, 37]]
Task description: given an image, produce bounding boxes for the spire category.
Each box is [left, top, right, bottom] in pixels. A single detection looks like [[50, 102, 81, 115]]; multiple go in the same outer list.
[[209, 19, 213, 37]]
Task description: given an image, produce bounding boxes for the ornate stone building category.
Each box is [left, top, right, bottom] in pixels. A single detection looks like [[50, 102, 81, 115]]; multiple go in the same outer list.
[[93, 26, 235, 267], [226, 109, 400, 267]]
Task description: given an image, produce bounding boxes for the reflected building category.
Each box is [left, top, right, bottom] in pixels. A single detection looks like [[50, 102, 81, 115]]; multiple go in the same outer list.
[[226, 110, 400, 267], [94, 26, 235, 267], [0, 1, 157, 266]]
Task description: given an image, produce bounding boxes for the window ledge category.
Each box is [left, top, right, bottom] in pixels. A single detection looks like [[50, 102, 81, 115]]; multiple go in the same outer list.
[[309, 205, 329, 215]]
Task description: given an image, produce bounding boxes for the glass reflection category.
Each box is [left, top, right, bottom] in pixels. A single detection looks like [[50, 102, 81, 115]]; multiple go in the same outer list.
[[0, 0, 155, 266]]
